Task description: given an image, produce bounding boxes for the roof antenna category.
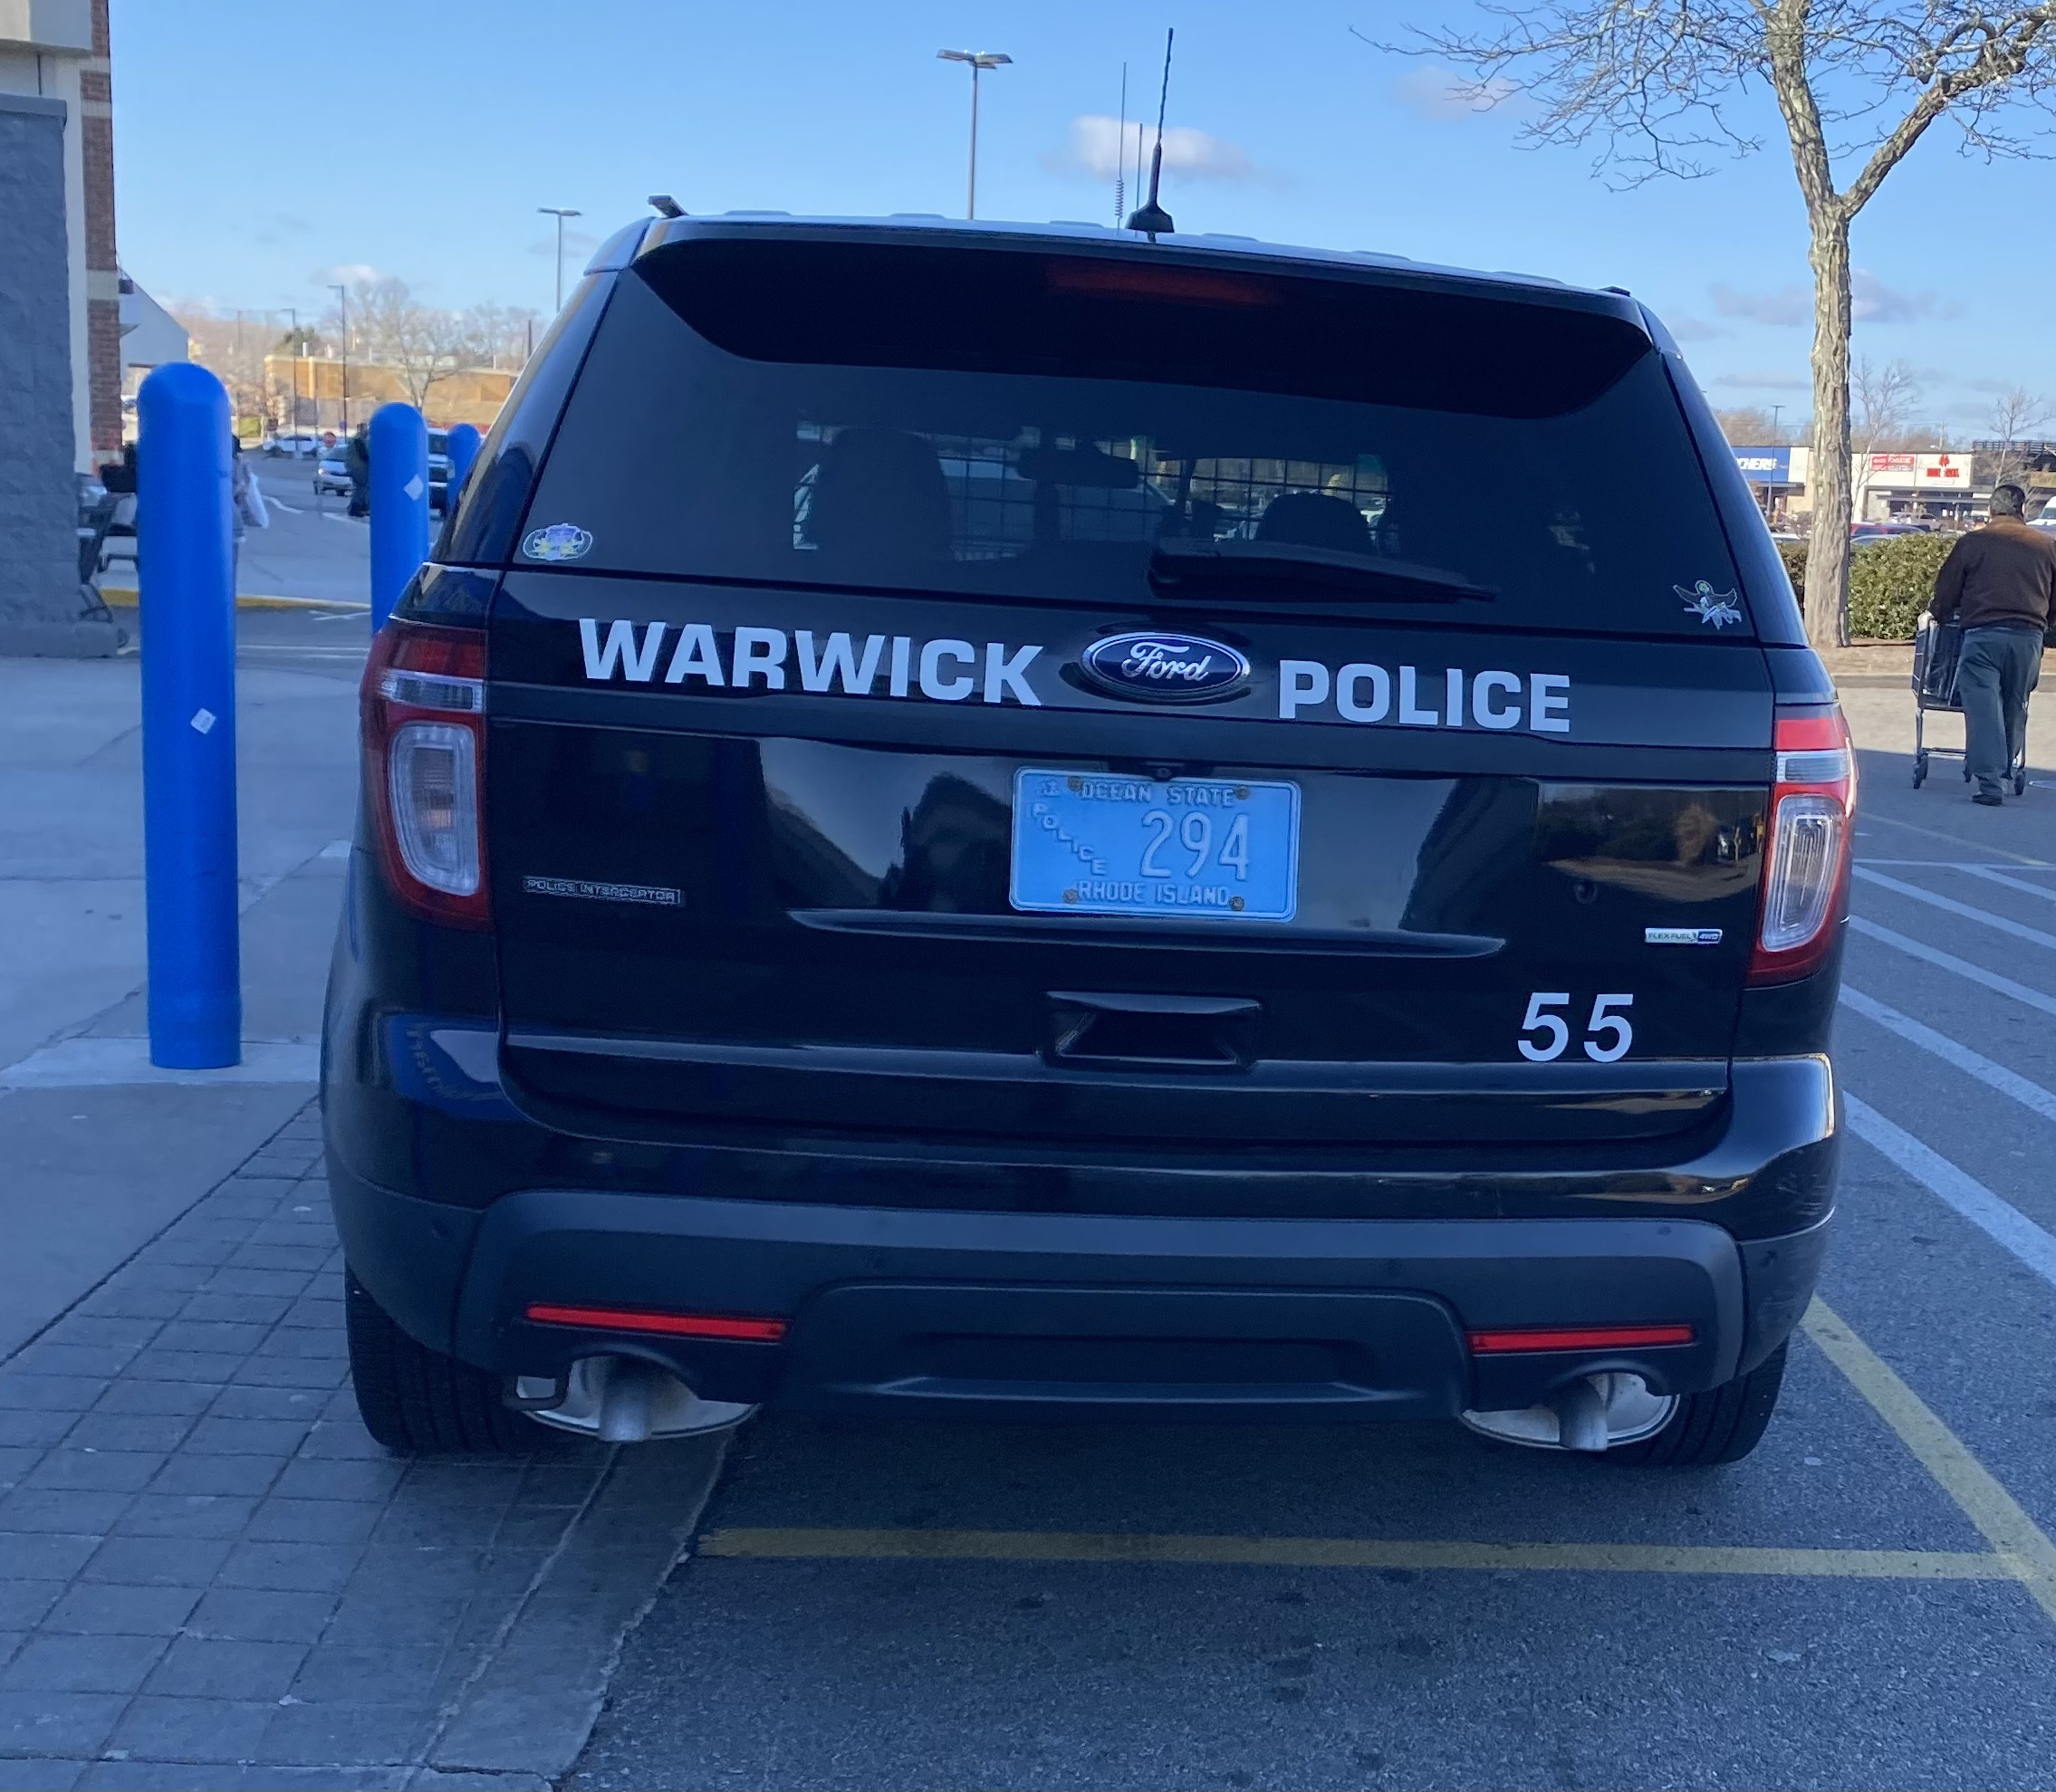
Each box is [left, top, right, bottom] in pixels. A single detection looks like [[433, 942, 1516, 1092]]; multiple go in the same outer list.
[[1113, 63, 1128, 227], [647, 195, 684, 218], [1124, 28, 1175, 239]]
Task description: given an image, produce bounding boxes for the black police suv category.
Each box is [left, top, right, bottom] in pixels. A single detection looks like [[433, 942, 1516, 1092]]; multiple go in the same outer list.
[[325, 214, 1850, 1466]]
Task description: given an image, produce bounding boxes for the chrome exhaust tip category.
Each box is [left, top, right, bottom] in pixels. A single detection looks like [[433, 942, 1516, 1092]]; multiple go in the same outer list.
[[511, 1356, 757, 1442], [1460, 1372, 1677, 1453]]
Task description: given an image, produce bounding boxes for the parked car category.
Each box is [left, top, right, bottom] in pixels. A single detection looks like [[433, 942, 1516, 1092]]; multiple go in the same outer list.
[[314, 446, 352, 496], [428, 428, 452, 515], [312, 430, 452, 509], [329, 213, 1851, 1471], [263, 431, 326, 458]]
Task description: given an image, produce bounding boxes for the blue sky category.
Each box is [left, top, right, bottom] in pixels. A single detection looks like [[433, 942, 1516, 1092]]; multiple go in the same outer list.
[[110, 0, 2050, 431]]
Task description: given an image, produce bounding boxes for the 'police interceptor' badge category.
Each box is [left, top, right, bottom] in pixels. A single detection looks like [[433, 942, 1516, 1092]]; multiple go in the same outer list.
[[523, 522, 593, 562]]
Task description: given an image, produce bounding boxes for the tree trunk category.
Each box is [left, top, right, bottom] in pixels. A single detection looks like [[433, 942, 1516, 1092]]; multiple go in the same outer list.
[[1802, 209, 1853, 648]]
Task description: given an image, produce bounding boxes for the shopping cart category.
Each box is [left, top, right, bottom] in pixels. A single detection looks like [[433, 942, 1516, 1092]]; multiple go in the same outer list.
[[1911, 618, 2029, 793]]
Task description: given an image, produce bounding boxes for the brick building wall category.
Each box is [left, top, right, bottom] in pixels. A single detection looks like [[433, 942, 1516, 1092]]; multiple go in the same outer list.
[[0, 91, 117, 654], [81, 0, 120, 457]]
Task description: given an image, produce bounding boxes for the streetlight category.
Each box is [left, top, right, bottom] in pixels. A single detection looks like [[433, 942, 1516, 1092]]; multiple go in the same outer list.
[[936, 49, 1011, 220], [539, 206, 581, 312], [331, 283, 350, 431]]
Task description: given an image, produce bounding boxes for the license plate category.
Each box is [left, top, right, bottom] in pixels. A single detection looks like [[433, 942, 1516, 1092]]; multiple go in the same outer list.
[[1009, 770, 1301, 922]]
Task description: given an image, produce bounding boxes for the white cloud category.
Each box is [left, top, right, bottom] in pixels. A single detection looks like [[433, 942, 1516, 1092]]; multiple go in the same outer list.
[[1711, 283, 1810, 327], [1715, 369, 1809, 390], [1851, 268, 1962, 323], [253, 213, 312, 248], [529, 226, 601, 260], [1663, 311, 1725, 342], [1708, 271, 1961, 330], [312, 262, 381, 288], [1392, 64, 1519, 120], [1043, 115, 1258, 183]]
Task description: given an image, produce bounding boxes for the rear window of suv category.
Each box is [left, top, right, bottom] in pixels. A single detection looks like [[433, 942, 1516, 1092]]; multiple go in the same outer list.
[[523, 237, 1748, 637]]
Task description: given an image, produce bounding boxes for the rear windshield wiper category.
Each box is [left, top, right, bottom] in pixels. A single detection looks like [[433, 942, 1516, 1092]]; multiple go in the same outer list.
[[1148, 540, 1496, 604]]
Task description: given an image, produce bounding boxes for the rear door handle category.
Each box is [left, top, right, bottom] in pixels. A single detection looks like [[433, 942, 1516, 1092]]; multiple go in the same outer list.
[[1045, 991, 1261, 1069]]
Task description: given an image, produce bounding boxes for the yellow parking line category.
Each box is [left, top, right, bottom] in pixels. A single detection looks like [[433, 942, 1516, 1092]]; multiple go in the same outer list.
[[96, 586, 368, 612], [697, 1304, 2056, 1622], [1802, 1298, 2056, 1626], [699, 1527, 2003, 1581]]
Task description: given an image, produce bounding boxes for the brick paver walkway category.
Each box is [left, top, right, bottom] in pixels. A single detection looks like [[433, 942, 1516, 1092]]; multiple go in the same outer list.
[[0, 1102, 718, 1790]]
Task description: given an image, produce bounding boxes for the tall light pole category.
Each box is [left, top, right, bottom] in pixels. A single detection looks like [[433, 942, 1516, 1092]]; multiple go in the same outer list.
[[936, 49, 1011, 220], [331, 283, 350, 431], [539, 206, 581, 312]]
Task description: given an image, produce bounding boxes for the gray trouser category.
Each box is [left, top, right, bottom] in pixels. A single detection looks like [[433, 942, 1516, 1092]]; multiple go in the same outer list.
[[1956, 626, 2043, 796]]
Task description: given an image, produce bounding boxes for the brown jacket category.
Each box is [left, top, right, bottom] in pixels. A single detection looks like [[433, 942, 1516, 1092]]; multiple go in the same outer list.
[[1929, 515, 2056, 633]]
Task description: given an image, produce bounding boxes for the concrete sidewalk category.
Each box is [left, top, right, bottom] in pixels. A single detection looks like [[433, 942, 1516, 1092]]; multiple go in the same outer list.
[[0, 644, 358, 1362]]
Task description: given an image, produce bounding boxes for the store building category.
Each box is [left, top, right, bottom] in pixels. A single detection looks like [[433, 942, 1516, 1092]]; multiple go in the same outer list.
[[1731, 446, 1810, 525]]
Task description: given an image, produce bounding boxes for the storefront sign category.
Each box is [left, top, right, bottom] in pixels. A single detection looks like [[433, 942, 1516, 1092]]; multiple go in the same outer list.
[[1733, 446, 1792, 484]]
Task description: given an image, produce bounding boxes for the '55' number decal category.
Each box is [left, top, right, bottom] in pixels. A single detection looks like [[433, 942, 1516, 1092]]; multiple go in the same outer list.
[[1518, 992, 1634, 1063]]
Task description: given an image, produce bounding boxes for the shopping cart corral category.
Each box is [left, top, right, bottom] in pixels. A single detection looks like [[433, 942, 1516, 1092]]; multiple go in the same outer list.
[[1911, 617, 2030, 793]]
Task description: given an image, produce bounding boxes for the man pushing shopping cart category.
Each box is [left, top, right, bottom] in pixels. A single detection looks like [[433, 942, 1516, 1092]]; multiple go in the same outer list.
[[1921, 480, 2054, 807]]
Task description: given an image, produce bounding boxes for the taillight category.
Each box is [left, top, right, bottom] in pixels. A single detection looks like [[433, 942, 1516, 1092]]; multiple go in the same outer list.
[[1749, 705, 1854, 983], [362, 619, 489, 927]]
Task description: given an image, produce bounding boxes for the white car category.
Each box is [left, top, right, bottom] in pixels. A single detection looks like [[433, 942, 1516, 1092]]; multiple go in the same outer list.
[[263, 431, 327, 458]]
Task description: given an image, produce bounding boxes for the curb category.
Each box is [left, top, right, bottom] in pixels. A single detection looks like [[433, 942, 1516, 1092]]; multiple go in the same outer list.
[[96, 586, 371, 612]]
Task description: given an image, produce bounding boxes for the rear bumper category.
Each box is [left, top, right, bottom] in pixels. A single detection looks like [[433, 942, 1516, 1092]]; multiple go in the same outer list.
[[330, 1157, 1830, 1422]]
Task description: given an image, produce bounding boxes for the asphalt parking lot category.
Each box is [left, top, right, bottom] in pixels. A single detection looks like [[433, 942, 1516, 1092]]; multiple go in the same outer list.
[[0, 661, 2050, 1788], [568, 695, 2056, 1791]]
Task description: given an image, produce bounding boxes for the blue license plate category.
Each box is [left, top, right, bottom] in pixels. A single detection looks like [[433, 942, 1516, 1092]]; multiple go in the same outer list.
[[1010, 770, 1301, 922]]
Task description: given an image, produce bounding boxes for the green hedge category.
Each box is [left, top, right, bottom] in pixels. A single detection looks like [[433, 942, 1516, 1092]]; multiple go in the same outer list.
[[1773, 532, 1949, 640]]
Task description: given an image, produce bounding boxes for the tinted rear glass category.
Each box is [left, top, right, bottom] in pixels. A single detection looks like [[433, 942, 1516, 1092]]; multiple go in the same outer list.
[[524, 238, 1747, 637]]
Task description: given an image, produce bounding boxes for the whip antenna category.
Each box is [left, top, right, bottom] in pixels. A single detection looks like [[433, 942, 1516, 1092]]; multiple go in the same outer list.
[[1114, 63, 1128, 225], [1124, 28, 1175, 238]]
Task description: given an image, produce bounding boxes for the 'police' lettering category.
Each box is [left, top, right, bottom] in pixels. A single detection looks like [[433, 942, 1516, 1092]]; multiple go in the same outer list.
[[1278, 656, 1573, 736]]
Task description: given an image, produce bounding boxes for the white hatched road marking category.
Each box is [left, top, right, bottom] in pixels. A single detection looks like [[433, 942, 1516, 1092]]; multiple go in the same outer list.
[[1955, 864, 2056, 906], [1853, 867, 2056, 953], [1840, 987, 2056, 1126], [1859, 916, 2056, 1015], [1849, 917, 2056, 1018], [1843, 1095, 2056, 1291], [1855, 812, 2053, 867]]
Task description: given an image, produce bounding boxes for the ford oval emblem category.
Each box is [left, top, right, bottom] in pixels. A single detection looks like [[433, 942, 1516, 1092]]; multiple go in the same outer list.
[[1079, 632, 1250, 704]]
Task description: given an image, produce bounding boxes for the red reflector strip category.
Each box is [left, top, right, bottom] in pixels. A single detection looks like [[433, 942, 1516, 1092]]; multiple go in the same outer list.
[[524, 1303, 787, 1343], [1467, 1324, 1695, 1355]]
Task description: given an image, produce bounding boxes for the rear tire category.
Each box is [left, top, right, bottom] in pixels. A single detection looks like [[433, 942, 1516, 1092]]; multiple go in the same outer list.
[[1606, 1341, 1788, 1468], [345, 1268, 538, 1455]]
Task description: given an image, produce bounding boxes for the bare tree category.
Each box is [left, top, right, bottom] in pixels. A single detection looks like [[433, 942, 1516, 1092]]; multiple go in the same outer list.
[[332, 278, 485, 411], [173, 306, 283, 429], [1985, 383, 2053, 481], [1851, 357, 1923, 455], [460, 302, 543, 371], [1713, 405, 1802, 446], [1383, 3, 2056, 647]]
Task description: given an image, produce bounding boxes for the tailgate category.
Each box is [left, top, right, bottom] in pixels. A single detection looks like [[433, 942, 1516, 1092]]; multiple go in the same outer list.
[[485, 573, 1772, 1149]]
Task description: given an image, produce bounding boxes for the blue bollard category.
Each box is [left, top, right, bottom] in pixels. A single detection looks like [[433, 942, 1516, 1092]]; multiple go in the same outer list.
[[369, 401, 429, 633], [137, 363, 242, 1069], [444, 422, 482, 518]]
